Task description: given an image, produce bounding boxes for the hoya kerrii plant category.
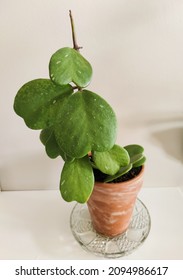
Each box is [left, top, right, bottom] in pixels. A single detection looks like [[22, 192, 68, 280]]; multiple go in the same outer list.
[[14, 11, 146, 203]]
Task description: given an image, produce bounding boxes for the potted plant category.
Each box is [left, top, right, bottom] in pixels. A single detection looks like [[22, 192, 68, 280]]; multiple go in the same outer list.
[[13, 11, 146, 240]]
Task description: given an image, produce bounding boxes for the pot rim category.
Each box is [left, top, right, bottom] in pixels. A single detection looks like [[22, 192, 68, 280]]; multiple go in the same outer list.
[[94, 165, 145, 188]]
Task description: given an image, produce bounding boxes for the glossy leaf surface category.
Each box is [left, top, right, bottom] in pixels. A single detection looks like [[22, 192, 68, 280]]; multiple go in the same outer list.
[[14, 79, 73, 129], [133, 156, 146, 167], [40, 128, 60, 158], [124, 144, 144, 164], [40, 128, 73, 161], [93, 145, 130, 175], [60, 156, 94, 203], [104, 164, 132, 183], [54, 90, 117, 158], [49, 47, 92, 88]]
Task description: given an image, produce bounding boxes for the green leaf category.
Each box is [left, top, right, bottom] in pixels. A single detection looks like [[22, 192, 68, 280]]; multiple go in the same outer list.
[[93, 145, 130, 175], [49, 47, 92, 88], [54, 90, 117, 158], [40, 128, 60, 158], [133, 156, 146, 168], [124, 144, 144, 164], [104, 164, 132, 183], [40, 127, 53, 145], [14, 79, 73, 129], [60, 156, 94, 203], [40, 128, 73, 161]]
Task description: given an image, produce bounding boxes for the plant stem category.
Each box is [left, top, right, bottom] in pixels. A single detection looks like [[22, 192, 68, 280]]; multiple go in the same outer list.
[[69, 10, 82, 51]]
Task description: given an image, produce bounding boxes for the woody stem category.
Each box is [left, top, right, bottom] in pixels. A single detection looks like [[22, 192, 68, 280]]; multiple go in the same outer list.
[[69, 10, 82, 51]]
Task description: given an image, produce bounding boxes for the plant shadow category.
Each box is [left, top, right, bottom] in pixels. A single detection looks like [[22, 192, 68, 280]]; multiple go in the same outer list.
[[151, 126, 183, 163]]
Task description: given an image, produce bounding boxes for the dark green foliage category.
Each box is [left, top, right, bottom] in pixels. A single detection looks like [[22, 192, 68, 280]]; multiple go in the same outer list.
[[14, 23, 146, 203]]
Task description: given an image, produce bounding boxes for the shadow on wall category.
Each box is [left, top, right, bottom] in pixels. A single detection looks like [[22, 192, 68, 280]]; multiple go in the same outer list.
[[146, 113, 183, 163], [123, 112, 183, 164], [151, 126, 183, 163]]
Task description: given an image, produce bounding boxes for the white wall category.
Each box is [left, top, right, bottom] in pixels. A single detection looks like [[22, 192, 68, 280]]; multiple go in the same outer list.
[[0, 0, 182, 191]]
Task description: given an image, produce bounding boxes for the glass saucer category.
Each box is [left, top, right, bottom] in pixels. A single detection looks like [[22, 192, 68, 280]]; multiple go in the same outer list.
[[70, 198, 151, 258]]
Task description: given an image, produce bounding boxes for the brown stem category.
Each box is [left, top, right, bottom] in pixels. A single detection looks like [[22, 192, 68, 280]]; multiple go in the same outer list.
[[72, 85, 82, 92], [69, 10, 82, 51]]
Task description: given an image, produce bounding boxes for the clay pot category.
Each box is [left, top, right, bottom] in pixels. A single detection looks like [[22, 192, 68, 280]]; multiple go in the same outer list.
[[87, 166, 145, 237]]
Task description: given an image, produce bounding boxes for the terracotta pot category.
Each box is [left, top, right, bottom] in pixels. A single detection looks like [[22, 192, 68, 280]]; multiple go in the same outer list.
[[87, 166, 145, 237]]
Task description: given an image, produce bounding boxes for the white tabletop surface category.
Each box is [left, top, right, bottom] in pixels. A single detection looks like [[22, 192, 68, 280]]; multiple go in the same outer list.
[[0, 187, 183, 260]]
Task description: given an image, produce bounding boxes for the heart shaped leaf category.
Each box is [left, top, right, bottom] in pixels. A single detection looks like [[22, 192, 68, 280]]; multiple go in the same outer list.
[[49, 47, 92, 88], [54, 90, 117, 158], [93, 145, 130, 175], [14, 79, 73, 129], [60, 156, 94, 203], [124, 144, 144, 164]]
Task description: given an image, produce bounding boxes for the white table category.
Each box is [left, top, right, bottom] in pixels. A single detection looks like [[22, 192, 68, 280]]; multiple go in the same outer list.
[[0, 187, 183, 260]]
